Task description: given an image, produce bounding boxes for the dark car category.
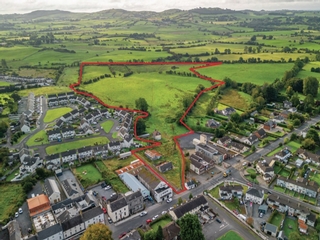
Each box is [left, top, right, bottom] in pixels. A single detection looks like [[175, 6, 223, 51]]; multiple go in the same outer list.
[[108, 217, 113, 224], [119, 232, 127, 239], [216, 218, 221, 224], [260, 221, 266, 226], [101, 182, 107, 188]]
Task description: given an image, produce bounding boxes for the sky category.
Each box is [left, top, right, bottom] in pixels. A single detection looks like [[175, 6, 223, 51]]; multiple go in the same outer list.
[[1, 0, 320, 14]]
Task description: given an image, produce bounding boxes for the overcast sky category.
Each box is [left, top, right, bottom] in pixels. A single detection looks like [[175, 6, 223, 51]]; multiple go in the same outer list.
[[1, 0, 320, 14]]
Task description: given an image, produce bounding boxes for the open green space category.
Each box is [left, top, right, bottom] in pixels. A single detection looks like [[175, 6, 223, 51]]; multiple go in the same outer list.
[[0, 183, 25, 224], [73, 164, 102, 189], [44, 107, 73, 123], [46, 136, 109, 154], [26, 130, 49, 146], [286, 141, 301, 153], [18, 86, 70, 97], [5, 169, 20, 182], [101, 120, 114, 134], [0, 81, 10, 86], [150, 217, 172, 230], [217, 231, 244, 240], [269, 211, 284, 227]]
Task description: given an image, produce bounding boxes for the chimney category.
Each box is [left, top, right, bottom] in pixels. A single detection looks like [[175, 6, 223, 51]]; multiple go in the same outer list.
[[277, 196, 280, 199]]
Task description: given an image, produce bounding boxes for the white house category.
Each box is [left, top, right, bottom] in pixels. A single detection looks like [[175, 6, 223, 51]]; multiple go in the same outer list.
[[38, 223, 63, 240], [93, 145, 108, 157], [61, 215, 85, 240], [61, 150, 77, 163], [61, 127, 75, 139], [70, 109, 80, 119], [44, 178, 61, 204], [47, 129, 61, 141], [20, 116, 31, 133], [108, 141, 121, 152], [274, 148, 292, 163], [60, 113, 73, 122], [245, 188, 264, 205], [106, 197, 129, 223], [45, 154, 61, 170], [243, 134, 259, 146], [122, 136, 134, 148], [78, 146, 93, 160], [83, 207, 105, 227], [20, 157, 42, 173], [79, 120, 90, 130]]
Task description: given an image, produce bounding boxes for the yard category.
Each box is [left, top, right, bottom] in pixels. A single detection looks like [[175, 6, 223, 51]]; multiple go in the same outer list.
[[286, 141, 301, 153], [209, 184, 222, 199], [266, 146, 283, 157], [274, 165, 282, 174], [73, 164, 102, 189], [45, 136, 109, 154], [43, 107, 73, 123], [0, 183, 25, 225], [100, 120, 114, 134], [278, 169, 290, 178], [283, 217, 298, 237], [217, 230, 244, 240], [269, 211, 284, 227], [273, 185, 286, 193], [309, 171, 320, 186], [26, 130, 49, 146], [150, 216, 172, 230]]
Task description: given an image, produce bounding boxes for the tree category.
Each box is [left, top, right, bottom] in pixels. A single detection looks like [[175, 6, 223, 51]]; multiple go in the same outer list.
[[288, 232, 300, 240], [179, 214, 205, 240], [177, 197, 183, 205], [286, 86, 294, 98], [250, 173, 257, 180], [247, 217, 254, 226], [135, 98, 149, 112], [155, 226, 163, 240], [136, 119, 146, 135], [251, 145, 256, 152], [302, 138, 316, 150], [80, 223, 112, 240], [230, 112, 241, 123], [306, 129, 320, 145], [35, 168, 47, 179], [189, 193, 193, 199], [303, 76, 319, 97], [315, 217, 320, 232], [0, 121, 8, 138], [22, 182, 34, 193], [1, 59, 8, 69], [250, 35, 257, 41]]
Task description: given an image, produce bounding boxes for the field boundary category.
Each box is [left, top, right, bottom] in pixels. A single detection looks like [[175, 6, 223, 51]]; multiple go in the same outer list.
[[69, 61, 225, 194]]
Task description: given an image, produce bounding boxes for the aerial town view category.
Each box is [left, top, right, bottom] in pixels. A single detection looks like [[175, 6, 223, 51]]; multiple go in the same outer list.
[[1, 0, 320, 239]]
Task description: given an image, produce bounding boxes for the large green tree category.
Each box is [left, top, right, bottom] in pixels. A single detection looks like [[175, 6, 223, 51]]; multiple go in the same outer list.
[[136, 119, 146, 135], [303, 76, 319, 97], [135, 98, 149, 112], [306, 129, 320, 145], [179, 214, 205, 240], [80, 223, 112, 240]]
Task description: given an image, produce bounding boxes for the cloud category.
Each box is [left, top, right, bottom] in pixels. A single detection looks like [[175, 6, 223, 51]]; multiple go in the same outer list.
[[0, 0, 319, 14]]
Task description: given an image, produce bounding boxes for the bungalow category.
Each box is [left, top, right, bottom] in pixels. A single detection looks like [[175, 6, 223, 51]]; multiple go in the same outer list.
[[276, 176, 318, 198], [254, 128, 267, 139], [153, 130, 162, 140], [264, 223, 277, 237], [274, 148, 292, 163], [157, 162, 173, 173], [108, 141, 121, 152], [61, 127, 75, 139], [206, 119, 220, 128], [296, 148, 320, 166], [47, 129, 61, 141], [229, 142, 248, 153], [190, 152, 215, 175], [185, 180, 196, 190], [219, 184, 243, 199], [245, 188, 264, 205], [78, 146, 93, 160], [145, 150, 162, 160], [45, 153, 61, 170], [283, 100, 292, 109], [221, 107, 236, 116], [60, 113, 72, 122], [217, 136, 232, 146], [263, 120, 277, 131], [243, 134, 259, 146], [61, 150, 77, 163]]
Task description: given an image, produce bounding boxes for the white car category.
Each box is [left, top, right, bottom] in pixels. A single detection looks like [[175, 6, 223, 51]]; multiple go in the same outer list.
[[168, 207, 174, 211], [161, 211, 167, 215], [166, 198, 172, 203], [242, 162, 247, 166], [104, 186, 111, 190], [18, 208, 23, 214], [152, 215, 159, 221], [139, 211, 147, 217], [15, 212, 19, 218]]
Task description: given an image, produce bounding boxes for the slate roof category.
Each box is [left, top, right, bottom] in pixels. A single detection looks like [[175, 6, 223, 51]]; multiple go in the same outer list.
[[38, 223, 62, 239], [265, 223, 277, 233], [56, 119, 64, 127], [47, 129, 61, 135], [61, 179, 80, 197], [247, 134, 258, 143], [172, 195, 207, 219], [308, 213, 316, 222], [82, 207, 103, 222], [61, 149, 77, 157], [125, 191, 143, 202], [158, 162, 173, 172], [78, 146, 92, 153], [109, 197, 128, 212], [219, 185, 243, 193], [109, 141, 121, 147], [162, 222, 180, 240], [256, 128, 266, 137], [246, 188, 263, 198], [124, 135, 133, 143], [70, 109, 79, 115], [44, 178, 60, 197], [23, 157, 38, 166], [61, 215, 83, 231], [278, 175, 319, 192], [219, 136, 232, 144]]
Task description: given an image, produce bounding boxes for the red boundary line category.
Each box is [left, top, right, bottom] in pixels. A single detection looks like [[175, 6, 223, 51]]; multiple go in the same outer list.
[[69, 61, 224, 194]]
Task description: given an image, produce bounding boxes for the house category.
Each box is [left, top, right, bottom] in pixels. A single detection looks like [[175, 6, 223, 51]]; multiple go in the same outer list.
[[296, 148, 320, 166], [38, 223, 63, 240], [274, 148, 292, 163], [298, 219, 308, 234], [82, 207, 104, 228], [61, 215, 84, 239], [19, 148, 32, 162], [92, 145, 108, 157], [119, 172, 150, 199], [264, 120, 277, 131], [106, 197, 129, 223], [221, 107, 236, 116], [48, 99, 59, 107], [162, 222, 180, 240], [55, 119, 64, 129], [243, 134, 259, 146], [264, 223, 277, 237], [82, 125, 94, 135], [307, 213, 316, 227], [245, 188, 264, 204], [283, 100, 292, 109], [190, 152, 215, 175], [59, 96, 68, 105], [70, 109, 80, 119], [122, 135, 134, 148], [61, 178, 82, 199], [66, 92, 75, 98], [217, 136, 232, 146], [108, 141, 121, 152], [276, 176, 318, 198], [267, 194, 308, 216], [219, 184, 243, 199], [288, 107, 297, 113], [47, 129, 61, 141], [68, 95, 76, 104], [20, 157, 42, 173], [229, 142, 248, 153], [124, 191, 144, 214], [254, 128, 267, 139], [273, 115, 285, 124], [295, 159, 304, 168], [78, 146, 93, 160], [279, 110, 290, 119], [61, 150, 77, 163], [136, 166, 173, 203], [45, 154, 61, 170], [27, 194, 51, 217], [60, 113, 73, 122], [20, 115, 31, 133], [61, 127, 75, 139], [157, 162, 173, 173], [185, 180, 196, 190], [44, 178, 61, 204], [256, 161, 274, 181], [57, 93, 66, 99], [169, 195, 208, 221], [206, 119, 220, 128], [153, 130, 162, 140], [144, 150, 162, 160], [79, 119, 90, 129]]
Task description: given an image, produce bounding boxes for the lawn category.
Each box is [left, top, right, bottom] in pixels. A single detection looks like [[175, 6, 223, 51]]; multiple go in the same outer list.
[[283, 217, 298, 237], [26, 130, 49, 146], [150, 217, 172, 230], [266, 146, 283, 157], [274, 165, 282, 174], [0, 183, 25, 224], [101, 120, 114, 134], [46, 136, 109, 154], [209, 183, 223, 199], [278, 169, 291, 178], [73, 164, 103, 189], [246, 168, 256, 175], [309, 171, 320, 187], [43, 107, 73, 123], [217, 231, 244, 240], [5, 169, 20, 182], [0, 81, 10, 86], [286, 141, 301, 153], [274, 185, 286, 193], [269, 211, 284, 227]]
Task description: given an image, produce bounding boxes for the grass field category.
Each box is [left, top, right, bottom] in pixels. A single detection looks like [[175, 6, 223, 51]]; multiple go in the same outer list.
[[197, 63, 293, 85], [219, 89, 251, 111], [18, 86, 70, 97], [43, 107, 73, 123], [73, 164, 102, 188], [46, 136, 109, 154], [101, 120, 114, 133], [58, 67, 80, 87], [274, 186, 286, 193], [0, 184, 25, 224], [26, 130, 49, 146], [217, 231, 244, 240]]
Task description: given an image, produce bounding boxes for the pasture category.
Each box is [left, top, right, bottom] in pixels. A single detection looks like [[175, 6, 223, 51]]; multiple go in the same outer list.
[[43, 107, 73, 123]]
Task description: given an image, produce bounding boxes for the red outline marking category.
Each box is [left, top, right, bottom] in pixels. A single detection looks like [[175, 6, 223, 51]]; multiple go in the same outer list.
[[69, 61, 224, 194]]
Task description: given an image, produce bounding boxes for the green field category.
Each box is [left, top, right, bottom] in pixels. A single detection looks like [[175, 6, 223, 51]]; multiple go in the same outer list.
[[46, 136, 109, 154], [217, 231, 244, 240], [43, 107, 73, 123], [26, 130, 49, 146], [0, 184, 25, 224], [101, 120, 114, 133], [0, 81, 10, 86], [73, 164, 103, 188]]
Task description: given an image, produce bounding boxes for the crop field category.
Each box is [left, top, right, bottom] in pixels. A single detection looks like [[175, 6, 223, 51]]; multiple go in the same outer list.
[[46, 136, 109, 154], [197, 63, 293, 84], [43, 107, 73, 123]]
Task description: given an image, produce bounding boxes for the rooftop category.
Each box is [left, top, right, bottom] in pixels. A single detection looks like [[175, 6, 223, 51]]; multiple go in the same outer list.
[[172, 195, 207, 219]]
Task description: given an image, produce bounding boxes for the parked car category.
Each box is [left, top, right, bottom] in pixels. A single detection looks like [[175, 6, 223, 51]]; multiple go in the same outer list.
[[108, 217, 113, 224], [101, 182, 107, 188], [166, 198, 172, 203], [161, 211, 167, 215], [104, 186, 111, 190], [260, 221, 266, 226], [139, 211, 147, 217], [118, 232, 127, 239], [146, 219, 152, 224], [102, 208, 107, 214], [18, 208, 23, 214], [15, 212, 19, 218], [111, 192, 117, 197], [101, 196, 107, 201], [92, 191, 97, 196], [168, 207, 174, 211], [152, 215, 159, 221], [215, 218, 221, 224], [259, 212, 264, 218]]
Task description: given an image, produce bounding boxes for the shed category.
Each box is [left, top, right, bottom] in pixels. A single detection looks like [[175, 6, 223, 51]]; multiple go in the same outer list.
[[258, 204, 268, 214], [264, 223, 278, 237]]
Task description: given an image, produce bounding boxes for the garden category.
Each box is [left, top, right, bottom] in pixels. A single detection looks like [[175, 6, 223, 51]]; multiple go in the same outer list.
[[73, 163, 102, 188], [217, 230, 244, 240], [268, 211, 284, 227]]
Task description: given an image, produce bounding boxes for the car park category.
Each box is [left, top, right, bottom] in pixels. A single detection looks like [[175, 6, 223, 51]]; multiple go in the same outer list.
[[152, 215, 159, 220], [166, 198, 172, 203], [139, 211, 147, 217]]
